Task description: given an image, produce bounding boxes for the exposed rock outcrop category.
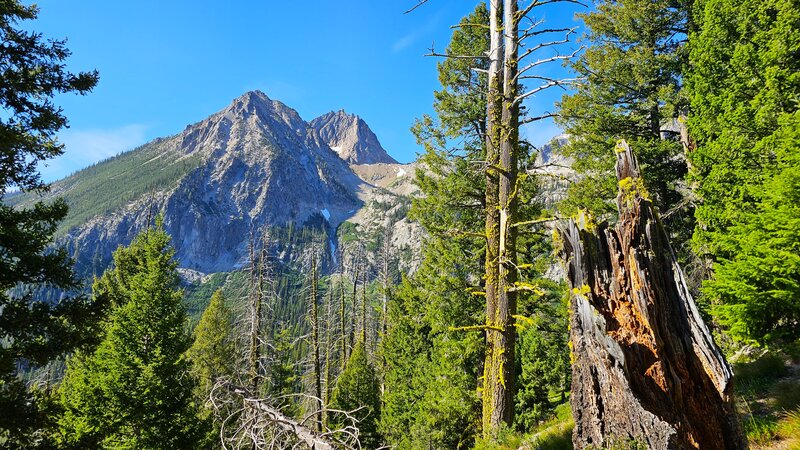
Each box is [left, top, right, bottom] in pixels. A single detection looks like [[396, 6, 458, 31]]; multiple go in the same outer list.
[[310, 110, 398, 165]]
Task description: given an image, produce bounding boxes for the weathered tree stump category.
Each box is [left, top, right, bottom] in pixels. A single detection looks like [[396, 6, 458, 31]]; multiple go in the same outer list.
[[558, 141, 747, 449]]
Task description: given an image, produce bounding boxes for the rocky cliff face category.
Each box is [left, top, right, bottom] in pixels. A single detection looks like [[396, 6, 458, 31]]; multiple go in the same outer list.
[[310, 110, 398, 165], [17, 91, 417, 278]]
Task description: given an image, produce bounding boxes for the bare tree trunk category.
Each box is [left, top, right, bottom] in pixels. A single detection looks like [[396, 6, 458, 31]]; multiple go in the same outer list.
[[308, 251, 323, 432], [360, 262, 368, 345], [248, 240, 266, 394], [350, 257, 359, 352], [497, 0, 520, 429], [557, 141, 747, 449], [227, 385, 341, 450], [482, 0, 504, 438], [324, 278, 334, 428], [339, 273, 348, 372]]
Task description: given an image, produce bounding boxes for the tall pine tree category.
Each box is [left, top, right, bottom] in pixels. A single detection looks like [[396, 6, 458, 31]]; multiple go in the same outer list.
[[557, 0, 691, 246], [58, 221, 205, 449], [187, 289, 235, 447], [0, 1, 99, 444], [187, 290, 235, 401], [381, 5, 489, 448], [382, 2, 569, 446], [687, 0, 800, 343], [330, 340, 381, 450]]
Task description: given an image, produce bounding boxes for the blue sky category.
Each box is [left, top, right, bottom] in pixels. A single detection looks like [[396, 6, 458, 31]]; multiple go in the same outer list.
[[30, 1, 585, 181]]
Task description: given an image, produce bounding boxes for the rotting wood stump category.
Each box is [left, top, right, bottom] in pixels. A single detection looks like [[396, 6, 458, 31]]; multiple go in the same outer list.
[[557, 141, 747, 449]]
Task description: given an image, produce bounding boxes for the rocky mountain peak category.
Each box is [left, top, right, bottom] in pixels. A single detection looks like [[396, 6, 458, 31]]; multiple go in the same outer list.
[[221, 90, 306, 136], [13, 90, 419, 278], [310, 110, 398, 165]]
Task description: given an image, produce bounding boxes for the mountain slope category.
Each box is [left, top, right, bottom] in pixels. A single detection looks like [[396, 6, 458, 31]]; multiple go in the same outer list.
[[13, 91, 405, 276], [310, 110, 398, 164]]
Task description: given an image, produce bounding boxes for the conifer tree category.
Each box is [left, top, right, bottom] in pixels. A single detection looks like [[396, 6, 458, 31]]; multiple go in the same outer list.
[[687, 0, 800, 344], [187, 290, 235, 399], [557, 0, 691, 240], [330, 340, 381, 450], [382, 5, 489, 448], [0, 2, 99, 443], [703, 116, 800, 343], [58, 221, 205, 449], [384, 2, 572, 444]]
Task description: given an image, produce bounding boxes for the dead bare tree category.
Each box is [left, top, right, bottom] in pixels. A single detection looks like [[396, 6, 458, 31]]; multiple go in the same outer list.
[[307, 247, 323, 433], [323, 275, 336, 428], [247, 231, 274, 394], [557, 141, 746, 449], [210, 381, 364, 450]]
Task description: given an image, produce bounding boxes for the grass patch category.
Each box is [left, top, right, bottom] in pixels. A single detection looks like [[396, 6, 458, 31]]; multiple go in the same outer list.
[[473, 427, 524, 450], [744, 414, 779, 445], [732, 350, 800, 447], [528, 421, 573, 450], [520, 402, 574, 450], [735, 353, 788, 396], [770, 379, 800, 412], [777, 408, 800, 441]]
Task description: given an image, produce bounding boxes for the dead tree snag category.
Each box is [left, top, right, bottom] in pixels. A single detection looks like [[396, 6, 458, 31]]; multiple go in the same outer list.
[[558, 141, 746, 449]]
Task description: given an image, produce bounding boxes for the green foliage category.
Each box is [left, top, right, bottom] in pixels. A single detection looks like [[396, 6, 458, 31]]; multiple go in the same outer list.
[[187, 290, 235, 401], [557, 0, 690, 241], [183, 272, 229, 327], [381, 7, 489, 448], [8, 140, 204, 233], [263, 326, 303, 414], [0, 2, 98, 196], [186, 289, 234, 448], [687, 0, 800, 344], [0, 1, 100, 445], [695, 95, 800, 331], [700, 113, 800, 343], [514, 282, 571, 430], [382, 248, 483, 450], [330, 340, 381, 449], [58, 222, 206, 449]]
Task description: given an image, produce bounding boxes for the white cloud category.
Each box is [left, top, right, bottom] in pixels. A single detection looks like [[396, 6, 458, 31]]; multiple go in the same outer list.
[[39, 124, 148, 182]]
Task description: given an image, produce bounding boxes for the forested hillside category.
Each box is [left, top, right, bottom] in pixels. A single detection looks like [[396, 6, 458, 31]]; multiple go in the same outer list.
[[2, 0, 799, 449]]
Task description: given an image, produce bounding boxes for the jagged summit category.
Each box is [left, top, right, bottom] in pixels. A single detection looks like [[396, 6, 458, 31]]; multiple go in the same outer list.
[[310, 110, 398, 165], [223, 90, 305, 131]]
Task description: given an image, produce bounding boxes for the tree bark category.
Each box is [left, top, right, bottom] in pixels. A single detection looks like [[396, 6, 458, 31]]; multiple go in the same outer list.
[[558, 141, 747, 449], [309, 252, 323, 432], [340, 273, 347, 372], [482, 0, 505, 437], [248, 243, 266, 394]]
